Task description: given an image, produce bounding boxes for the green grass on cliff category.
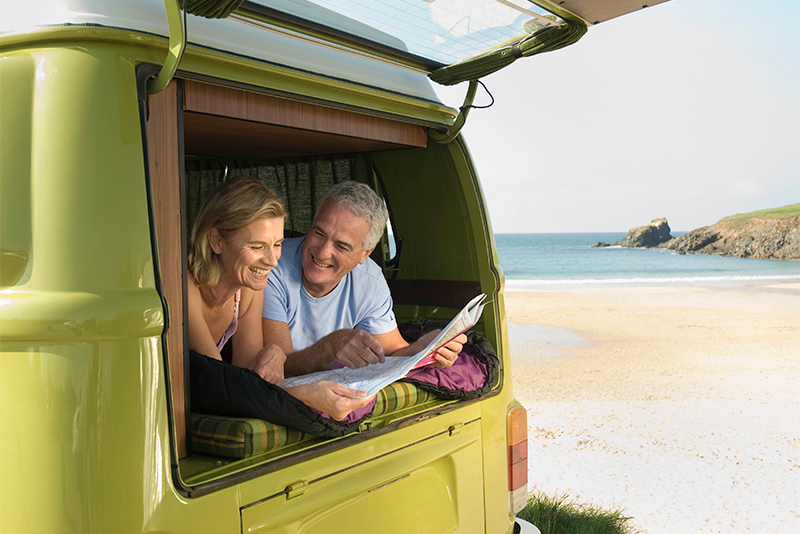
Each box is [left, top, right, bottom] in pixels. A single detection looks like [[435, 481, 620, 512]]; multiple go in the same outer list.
[[719, 203, 800, 228]]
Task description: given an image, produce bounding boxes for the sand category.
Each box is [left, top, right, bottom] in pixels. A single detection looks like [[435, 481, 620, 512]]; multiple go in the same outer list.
[[505, 282, 800, 534]]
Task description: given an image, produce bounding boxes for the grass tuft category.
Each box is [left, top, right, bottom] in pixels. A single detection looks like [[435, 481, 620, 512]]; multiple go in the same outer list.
[[518, 492, 638, 534]]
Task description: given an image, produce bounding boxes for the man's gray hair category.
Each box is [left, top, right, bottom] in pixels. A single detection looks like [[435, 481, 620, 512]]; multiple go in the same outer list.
[[316, 181, 388, 250]]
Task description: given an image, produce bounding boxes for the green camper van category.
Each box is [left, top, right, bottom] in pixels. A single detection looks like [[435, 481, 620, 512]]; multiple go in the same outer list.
[[0, 1, 665, 532]]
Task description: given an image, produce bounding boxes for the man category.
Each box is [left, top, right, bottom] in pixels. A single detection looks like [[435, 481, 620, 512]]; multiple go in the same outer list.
[[262, 181, 465, 376]]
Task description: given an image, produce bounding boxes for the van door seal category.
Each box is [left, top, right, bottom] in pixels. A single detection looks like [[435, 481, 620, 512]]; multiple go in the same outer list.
[[137, 63, 193, 497], [457, 136, 506, 381]]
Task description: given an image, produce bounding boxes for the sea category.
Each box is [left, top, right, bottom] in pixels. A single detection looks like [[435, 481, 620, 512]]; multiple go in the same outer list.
[[494, 232, 800, 290]]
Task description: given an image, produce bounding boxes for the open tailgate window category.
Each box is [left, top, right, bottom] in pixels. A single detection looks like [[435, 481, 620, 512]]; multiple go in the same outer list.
[[212, 0, 670, 83]]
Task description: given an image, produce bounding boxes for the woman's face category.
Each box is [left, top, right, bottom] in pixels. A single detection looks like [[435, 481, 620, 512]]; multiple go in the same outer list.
[[212, 217, 285, 290]]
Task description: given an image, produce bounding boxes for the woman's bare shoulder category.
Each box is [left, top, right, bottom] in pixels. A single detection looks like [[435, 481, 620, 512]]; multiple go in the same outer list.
[[238, 287, 263, 316]]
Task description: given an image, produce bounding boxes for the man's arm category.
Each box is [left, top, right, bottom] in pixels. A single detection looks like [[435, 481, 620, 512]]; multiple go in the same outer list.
[[263, 318, 386, 375]]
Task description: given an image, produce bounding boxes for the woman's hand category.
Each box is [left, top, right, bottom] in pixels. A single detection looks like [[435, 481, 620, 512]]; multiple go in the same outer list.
[[249, 343, 286, 385], [285, 381, 374, 421]]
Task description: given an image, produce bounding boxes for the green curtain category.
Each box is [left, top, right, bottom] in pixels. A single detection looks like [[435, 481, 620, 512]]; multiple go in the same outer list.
[[429, 20, 587, 86], [184, 154, 372, 237], [185, 0, 245, 19]]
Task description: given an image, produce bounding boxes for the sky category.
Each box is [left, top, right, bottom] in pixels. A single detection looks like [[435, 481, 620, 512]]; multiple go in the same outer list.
[[432, 0, 800, 233]]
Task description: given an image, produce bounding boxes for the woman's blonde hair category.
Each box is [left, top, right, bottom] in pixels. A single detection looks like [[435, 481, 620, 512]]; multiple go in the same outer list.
[[188, 177, 286, 286]]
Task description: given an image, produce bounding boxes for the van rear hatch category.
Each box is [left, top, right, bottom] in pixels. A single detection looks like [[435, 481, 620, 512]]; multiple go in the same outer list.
[[234, 0, 670, 80], [236, 404, 485, 533]]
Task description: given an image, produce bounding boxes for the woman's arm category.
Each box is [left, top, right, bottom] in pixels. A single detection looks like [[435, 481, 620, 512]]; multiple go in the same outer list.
[[231, 289, 286, 385], [283, 381, 374, 421]]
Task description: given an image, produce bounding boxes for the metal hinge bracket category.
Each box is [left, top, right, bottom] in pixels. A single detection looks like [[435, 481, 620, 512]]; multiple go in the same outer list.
[[286, 480, 308, 500], [449, 423, 464, 436]]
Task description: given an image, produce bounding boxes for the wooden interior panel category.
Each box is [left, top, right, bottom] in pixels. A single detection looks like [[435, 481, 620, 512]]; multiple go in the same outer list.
[[147, 81, 187, 458], [183, 80, 427, 153], [184, 112, 417, 159]]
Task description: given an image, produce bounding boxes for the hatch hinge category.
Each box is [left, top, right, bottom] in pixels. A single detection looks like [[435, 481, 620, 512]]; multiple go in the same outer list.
[[148, 0, 188, 94], [428, 80, 479, 144], [285, 480, 308, 500], [448, 423, 464, 436]]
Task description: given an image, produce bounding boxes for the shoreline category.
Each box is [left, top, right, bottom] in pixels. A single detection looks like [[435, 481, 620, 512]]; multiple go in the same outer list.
[[505, 282, 800, 534], [504, 273, 800, 292]]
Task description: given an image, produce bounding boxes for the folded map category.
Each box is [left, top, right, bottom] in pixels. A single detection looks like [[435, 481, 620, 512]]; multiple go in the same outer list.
[[282, 293, 488, 396]]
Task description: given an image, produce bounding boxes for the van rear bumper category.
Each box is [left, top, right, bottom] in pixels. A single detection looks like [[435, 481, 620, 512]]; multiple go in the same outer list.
[[514, 517, 541, 534]]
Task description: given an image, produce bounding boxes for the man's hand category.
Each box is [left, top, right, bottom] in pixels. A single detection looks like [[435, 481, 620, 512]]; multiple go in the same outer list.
[[285, 381, 375, 421], [430, 332, 466, 368], [249, 343, 286, 385], [407, 329, 467, 368], [326, 329, 386, 369]]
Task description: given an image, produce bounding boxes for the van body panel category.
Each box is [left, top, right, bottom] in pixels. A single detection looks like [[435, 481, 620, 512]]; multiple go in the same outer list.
[[237, 409, 484, 533], [0, 55, 34, 287], [240, 425, 485, 534], [0, 45, 154, 294], [0, 339, 168, 533]]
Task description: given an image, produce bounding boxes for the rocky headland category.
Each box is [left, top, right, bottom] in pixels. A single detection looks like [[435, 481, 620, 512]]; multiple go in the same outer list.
[[612, 217, 673, 248], [613, 204, 800, 260]]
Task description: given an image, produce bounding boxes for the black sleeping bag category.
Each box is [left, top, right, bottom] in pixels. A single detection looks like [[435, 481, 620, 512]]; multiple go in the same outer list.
[[190, 351, 367, 437]]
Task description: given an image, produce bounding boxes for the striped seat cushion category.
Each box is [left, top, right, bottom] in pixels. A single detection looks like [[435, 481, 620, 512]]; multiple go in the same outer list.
[[373, 380, 433, 416], [191, 381, 435, 459]]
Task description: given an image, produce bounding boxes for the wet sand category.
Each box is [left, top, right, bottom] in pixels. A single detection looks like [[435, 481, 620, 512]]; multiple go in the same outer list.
[[506, 283, 800, 534]]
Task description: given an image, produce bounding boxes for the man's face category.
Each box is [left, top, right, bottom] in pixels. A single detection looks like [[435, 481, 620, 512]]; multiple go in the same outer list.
[[301, 201, 373, 298]]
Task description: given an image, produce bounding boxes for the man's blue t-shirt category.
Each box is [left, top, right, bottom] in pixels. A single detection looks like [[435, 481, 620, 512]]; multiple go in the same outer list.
[[262, 237, 397, 351]]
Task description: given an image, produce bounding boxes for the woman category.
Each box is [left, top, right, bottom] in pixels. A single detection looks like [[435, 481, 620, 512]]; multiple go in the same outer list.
[[187, 176, 373, 421]]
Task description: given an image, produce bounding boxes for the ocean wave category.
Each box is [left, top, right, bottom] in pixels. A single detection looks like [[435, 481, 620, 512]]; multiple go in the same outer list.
[[505, 273, 800, 290]]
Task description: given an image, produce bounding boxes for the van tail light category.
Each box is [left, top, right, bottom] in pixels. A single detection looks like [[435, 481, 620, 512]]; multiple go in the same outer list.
[[507, 404, 528, 515]]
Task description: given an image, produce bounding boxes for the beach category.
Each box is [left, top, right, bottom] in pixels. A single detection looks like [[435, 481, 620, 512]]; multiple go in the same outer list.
[[505, 282, 800, 534]]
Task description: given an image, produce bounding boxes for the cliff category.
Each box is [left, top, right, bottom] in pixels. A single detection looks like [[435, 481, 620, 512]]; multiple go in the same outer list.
[[659, 205, 800, 260], [613, 218, 673, 248], [611, 205, 800, 260]]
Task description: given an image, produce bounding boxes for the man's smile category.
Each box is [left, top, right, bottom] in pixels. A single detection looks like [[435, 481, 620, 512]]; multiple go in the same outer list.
[[312, 256, 332, 268]]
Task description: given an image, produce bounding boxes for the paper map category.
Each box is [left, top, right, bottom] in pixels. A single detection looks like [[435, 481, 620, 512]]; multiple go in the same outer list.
[[282, 293, 488, 396]]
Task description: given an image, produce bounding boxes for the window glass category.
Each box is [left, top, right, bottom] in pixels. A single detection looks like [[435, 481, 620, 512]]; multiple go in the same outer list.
[[251, 0, 560, 66]]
